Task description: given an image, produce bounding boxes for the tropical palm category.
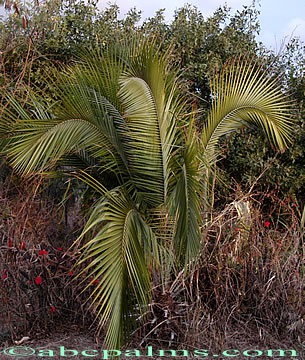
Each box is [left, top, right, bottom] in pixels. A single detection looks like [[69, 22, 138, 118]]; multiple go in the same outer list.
[[1, 40, 293, 348]]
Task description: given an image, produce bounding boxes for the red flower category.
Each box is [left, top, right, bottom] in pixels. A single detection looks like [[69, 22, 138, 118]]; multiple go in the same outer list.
[[3, 274, 7, 280], [39, 250, 48, 255], [284, 198, 290, 203], [91, 279, 99, 285], [19, 242, 26, 249], [35, 276, 42, 285], [8, 240, 13, 247], [57, 247, 62, 251], [235, 228, 239, 231], [292, 203, 296, 207], [264, 221, 271, 228], [69, 271, 73, 276], [49, 306, 56, 313]]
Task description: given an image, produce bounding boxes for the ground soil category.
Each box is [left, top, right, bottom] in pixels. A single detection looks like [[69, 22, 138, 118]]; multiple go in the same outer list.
[[0, 325, 304, 360]]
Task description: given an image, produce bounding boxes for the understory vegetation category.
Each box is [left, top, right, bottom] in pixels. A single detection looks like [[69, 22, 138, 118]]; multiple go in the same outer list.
[[1, 177, 304, 349]]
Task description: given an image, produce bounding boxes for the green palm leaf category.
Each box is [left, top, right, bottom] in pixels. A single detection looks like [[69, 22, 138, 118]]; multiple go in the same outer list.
[[5, 74, 129, 175], [9, 115, 117, 174], [169, 118, 202, 264], [118, 43, 182, 207], [72, 186, 152, 348], [201, 57, 293, 167]]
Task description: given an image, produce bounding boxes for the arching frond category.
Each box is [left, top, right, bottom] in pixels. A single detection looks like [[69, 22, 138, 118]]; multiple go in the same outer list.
[[5, 76, 129, 175], [9, 115, 117, 175], [72, 189, 152, 349], [118, 44, 182, 207], [201, 57, 293, 167]]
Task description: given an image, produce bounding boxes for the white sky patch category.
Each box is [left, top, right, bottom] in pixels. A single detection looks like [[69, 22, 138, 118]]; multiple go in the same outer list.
[[258, 16, 305, 50], [282, 17, 305, 41], [258, 30, 285, 52]]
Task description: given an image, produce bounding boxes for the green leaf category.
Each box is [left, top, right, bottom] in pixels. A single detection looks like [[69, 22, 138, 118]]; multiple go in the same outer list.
[[73, 189, 152, 349], [201, 57, 293, 167]]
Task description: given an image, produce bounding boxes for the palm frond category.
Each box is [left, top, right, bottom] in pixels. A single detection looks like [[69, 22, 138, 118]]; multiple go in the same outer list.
[[5, 75, 130, 174], [72, 189, 152, 349], [201, 57, 294, 167], [118, 43, 182, 207], [76, 45, 129, 109], [169, 118, 202, 264], [42, 65, 130, 171], [9, 115, 117, 175], [0, 95, 31, 152]]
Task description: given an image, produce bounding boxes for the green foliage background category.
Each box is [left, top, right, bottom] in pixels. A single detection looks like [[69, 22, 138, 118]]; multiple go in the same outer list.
[[0, 0, 304, 203]]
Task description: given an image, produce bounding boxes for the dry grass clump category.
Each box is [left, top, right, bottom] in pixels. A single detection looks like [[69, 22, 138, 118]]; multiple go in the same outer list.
[[139, 191, 304, 350], [1, 171, 304, 352], [0, 173, 94, 345]]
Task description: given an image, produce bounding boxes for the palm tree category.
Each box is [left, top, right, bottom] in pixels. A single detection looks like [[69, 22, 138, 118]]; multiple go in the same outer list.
[[1, 40, 292, 348]]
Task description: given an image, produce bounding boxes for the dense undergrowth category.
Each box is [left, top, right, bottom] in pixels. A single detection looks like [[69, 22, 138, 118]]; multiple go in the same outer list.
[[1, 170, 304, 350]]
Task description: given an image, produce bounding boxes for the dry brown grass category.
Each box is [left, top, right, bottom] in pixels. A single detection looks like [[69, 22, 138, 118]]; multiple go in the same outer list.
[[0, 172, 94, 344], [0, 172, 304, 355], [138, 191, 305, 351]]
